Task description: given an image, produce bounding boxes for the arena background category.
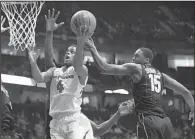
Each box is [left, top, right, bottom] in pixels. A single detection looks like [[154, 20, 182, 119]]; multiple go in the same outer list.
[[1, 1, 194, 139]]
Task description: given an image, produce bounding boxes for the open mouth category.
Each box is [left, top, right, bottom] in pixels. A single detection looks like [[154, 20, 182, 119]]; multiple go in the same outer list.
[[65, 55, 70, 60]]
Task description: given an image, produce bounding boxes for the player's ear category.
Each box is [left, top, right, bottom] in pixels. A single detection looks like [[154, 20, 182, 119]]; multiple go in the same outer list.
[[145, 58, 150, 64]]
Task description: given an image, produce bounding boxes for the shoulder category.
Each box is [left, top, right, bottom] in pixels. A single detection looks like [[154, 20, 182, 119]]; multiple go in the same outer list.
[[123, 63, 142, 73], [49, 67, 58, 73], [124, 63, 143, 83], [49, 67, 59, 76], [82, 65, 88, 73], [72, 65, 88, 86], [161, 73, 171, 82]]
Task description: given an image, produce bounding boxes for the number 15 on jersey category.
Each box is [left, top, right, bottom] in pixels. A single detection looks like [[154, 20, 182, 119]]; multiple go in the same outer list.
[[148, 74, 162, 93]]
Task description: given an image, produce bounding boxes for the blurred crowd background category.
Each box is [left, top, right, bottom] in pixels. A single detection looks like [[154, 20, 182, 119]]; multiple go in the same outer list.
[[1, 1, 194, 139]]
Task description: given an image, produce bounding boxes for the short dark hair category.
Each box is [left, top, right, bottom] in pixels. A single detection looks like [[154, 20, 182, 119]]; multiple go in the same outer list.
[[65, 44, 77, 52], [69, 44, 77, 48], [139, 47, 154, 63]]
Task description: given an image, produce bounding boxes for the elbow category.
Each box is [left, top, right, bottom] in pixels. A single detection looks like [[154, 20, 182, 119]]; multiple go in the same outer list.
[[99, 68, 106, 74], [94, 126, 103, 137], [34, 77, 43, 83], [32, 74, 44, 83], [35, 79, 43, 83], [98, 65, 109, 74]]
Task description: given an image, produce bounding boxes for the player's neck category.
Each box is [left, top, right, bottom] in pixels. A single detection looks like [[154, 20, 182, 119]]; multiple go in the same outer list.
[[144, 63, 151, 66]]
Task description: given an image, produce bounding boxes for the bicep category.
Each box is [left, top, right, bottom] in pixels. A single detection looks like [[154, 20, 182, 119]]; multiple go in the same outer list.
[[162, 73, 175, 89]]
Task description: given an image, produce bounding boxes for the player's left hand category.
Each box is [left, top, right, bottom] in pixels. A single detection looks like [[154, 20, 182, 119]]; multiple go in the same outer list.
[[189, 111, 195, 126], [1, 16, 9, 33], [118, 100, 135, 117]]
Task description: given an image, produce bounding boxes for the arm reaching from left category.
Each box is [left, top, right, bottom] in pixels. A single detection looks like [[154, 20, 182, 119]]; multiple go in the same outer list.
[[90, 100, 135, 137]]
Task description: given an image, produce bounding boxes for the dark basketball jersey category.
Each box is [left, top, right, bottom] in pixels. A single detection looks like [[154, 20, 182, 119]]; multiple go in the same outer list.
[[1, 86, 15, 132], [133, 64, 166, 117]]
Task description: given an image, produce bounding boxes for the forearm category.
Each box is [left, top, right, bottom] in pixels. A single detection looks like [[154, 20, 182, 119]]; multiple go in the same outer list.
[[45, 31, 56, 68], [181, 90, 194, 111], [90, 47, 110, 72], [73, 41, 84, 69], [95, 111, 121, 136], [30, 61, 44, 83]]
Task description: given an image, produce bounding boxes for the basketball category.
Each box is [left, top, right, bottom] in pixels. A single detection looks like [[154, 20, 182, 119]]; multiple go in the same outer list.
[[70, 10, 96, 36]]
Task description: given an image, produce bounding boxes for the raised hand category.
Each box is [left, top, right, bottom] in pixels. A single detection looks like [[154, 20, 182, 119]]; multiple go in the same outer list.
[[85, 37, 96, 50], [118, 100, 135, 117], [77, 25, 94, 46], [28, 48, 41, 63], [45, 8, 64, 32], [1, 16, 9, 33]]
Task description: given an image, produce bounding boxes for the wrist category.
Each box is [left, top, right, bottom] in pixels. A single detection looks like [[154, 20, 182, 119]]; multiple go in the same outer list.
[[90, 46, 97, 53], [116, 111, 121, 119], [30, 60, 36, 64]]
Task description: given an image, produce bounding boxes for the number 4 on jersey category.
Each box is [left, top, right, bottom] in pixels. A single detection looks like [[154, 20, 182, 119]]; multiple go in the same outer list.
[[148, 74, 162, 93], [57, 80, 64, 93]]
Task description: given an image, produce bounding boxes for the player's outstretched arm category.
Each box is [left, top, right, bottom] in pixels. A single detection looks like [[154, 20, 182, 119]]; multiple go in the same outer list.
[[162, 73, 194, 126], [1, 16, 9, 33], [90, 100, 134, 137], [85, 38, 137, 76], [44, 9, 64, 68], [28, 49, 55, 83], [73, 27, 92, 85]]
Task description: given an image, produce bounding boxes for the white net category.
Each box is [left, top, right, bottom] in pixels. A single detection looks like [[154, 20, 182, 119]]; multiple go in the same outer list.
[[1, 1, 44, 51]]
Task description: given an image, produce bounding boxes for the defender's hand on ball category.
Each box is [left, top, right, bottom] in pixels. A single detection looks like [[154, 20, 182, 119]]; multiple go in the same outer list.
[[45, 8, 64, 32], [118, 100, 135, 117], [1, 16, 9, 33]]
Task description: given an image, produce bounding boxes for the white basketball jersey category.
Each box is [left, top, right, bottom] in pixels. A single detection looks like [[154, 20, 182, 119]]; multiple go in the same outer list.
[[49, 66, 87, 118]]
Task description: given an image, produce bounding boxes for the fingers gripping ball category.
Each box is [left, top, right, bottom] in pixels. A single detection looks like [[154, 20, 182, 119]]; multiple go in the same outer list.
[[71, 10, 96, 36]]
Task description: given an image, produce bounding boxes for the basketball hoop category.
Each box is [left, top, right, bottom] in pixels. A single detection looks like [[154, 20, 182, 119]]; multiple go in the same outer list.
[[1, 1, 45, 51]]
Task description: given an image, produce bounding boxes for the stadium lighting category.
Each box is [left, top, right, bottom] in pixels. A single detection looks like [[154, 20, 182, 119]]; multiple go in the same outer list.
[[104, 90, 113, 94], [113, 89, 129, 94]]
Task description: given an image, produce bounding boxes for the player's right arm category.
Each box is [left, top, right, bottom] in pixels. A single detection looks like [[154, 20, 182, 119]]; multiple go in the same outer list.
[[90, 100, 134, 137], [29, 49, 55, 83], [85, 38, 138, 76], [44, 9, 64, 68]]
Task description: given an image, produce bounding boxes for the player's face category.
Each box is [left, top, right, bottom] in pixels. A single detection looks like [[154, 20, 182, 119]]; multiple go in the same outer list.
[[64, 46, 76, 65], [132, 49, 148, 64]]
